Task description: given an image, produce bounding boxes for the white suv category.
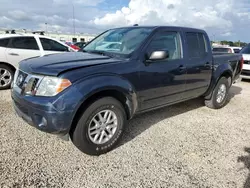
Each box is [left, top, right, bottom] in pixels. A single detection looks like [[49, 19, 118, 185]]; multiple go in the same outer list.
[[240, 44, 250, 80], [212, 46, 242, 53], [0, 34, 75, 89]]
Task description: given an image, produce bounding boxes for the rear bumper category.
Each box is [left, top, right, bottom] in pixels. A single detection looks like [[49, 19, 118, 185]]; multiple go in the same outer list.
[[240, 75, 250, 79], [241, 69, 250, 80], [11, 86, 83, 136]]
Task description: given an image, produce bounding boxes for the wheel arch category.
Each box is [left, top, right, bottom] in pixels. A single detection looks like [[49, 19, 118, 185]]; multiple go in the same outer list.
[[0, 62, 16, 73], [69, 88, 137, 135], [204, 68, 233, 100]]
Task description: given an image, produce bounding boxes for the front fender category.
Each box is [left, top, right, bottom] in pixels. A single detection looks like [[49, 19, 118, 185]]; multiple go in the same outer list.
[[73, 74, 138, 119]]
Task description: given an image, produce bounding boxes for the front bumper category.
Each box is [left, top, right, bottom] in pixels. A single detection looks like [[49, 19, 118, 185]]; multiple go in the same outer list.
[[11, 86, 83, 136]]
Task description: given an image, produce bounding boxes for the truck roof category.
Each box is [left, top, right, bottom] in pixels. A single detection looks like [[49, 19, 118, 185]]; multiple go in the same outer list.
[[112, 25, 206, 33]]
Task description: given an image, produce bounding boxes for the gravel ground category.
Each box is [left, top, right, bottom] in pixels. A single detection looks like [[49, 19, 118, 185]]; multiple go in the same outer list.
[[1, 80, 250, 188]]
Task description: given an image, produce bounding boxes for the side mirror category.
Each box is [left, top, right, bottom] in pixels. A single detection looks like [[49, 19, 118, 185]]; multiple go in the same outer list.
[[68, 47, 74, 52], [148, 50, 169, 61]]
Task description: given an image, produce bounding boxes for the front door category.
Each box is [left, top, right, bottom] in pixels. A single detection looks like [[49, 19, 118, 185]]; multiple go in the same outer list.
[[138, 30, 187, 111]]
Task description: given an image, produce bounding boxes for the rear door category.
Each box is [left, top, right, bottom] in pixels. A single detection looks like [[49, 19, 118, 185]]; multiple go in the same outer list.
[[0, 38, 10, 63], [183, 32, 213, 99], [6, 37, 41, 67], [39, 38, 70, 56]]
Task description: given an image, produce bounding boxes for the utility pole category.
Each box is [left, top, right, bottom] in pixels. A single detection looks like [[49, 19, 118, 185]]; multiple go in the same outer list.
[[72, 4, 76, 37], [45, 23, 48, 34]]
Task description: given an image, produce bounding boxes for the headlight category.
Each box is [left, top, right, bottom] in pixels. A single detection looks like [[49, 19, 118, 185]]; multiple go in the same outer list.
[[36, 76, 72, 96]]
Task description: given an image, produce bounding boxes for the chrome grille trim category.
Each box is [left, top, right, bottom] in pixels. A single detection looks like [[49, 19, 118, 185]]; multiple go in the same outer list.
[[13, 70, 44, 95]]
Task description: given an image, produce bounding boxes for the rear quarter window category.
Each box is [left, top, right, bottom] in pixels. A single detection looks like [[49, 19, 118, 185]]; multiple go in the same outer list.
[[240, 45, 250, 54]]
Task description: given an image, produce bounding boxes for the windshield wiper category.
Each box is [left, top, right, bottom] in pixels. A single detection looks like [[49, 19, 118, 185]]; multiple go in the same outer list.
[[85, 50, 116, 58]]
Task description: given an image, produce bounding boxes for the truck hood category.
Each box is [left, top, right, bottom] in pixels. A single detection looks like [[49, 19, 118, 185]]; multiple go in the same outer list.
[[19, 52, 122, 76]]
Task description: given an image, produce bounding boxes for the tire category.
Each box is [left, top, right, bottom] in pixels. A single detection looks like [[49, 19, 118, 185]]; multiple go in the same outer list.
[[0, 64, 14, 90], [71, 97, 126, 156], [205, 77, 230, 109]]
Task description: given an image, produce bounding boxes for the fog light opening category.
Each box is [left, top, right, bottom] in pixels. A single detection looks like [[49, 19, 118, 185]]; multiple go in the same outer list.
[[38, 117, 47, 128]]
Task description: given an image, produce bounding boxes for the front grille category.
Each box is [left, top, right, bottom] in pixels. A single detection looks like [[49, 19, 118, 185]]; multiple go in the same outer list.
[[32, 78, 39, 91], [14, 70, 42, 95], [16, 71, 28, 89], [244, 61, 250, 65]]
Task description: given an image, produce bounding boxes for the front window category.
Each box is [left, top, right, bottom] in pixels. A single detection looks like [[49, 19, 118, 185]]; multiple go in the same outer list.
[[147, 31, 182, 60], [83, 27, 153, 56], [40, 38, 69, 52]]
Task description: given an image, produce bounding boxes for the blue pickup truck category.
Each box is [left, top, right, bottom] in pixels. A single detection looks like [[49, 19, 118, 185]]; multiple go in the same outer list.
[[11, 26, 243, 155]]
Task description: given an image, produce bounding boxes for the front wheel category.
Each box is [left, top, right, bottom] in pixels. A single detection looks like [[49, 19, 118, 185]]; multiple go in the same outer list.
[[0, 64, 14, 90], [71, 97, 126, 155], [205, 77, 230, 109]]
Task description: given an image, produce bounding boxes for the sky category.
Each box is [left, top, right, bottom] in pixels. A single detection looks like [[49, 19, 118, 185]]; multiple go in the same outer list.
[[0, 0, 250, 41]]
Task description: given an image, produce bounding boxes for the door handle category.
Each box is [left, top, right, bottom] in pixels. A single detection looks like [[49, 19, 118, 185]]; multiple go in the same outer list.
[[9, 53, 19, 56], [179, 65, 186, 71]]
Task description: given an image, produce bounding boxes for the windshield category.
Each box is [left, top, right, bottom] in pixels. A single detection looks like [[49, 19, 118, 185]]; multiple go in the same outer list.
[[83, 27, 153, 56], [240, 45, 250, 54]]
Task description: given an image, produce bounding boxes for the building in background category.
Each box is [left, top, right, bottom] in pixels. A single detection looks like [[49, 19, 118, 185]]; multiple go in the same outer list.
[[0, 29, 97, 43]]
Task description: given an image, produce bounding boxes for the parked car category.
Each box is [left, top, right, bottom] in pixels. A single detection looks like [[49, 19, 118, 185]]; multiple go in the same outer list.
[[0, 34, 76, 89], [65, 42, 80, 50], [74, 41, 86, 49], [240, 44, 250, 79], [212, 46, 242, 53], [11, 26, 243, 155]]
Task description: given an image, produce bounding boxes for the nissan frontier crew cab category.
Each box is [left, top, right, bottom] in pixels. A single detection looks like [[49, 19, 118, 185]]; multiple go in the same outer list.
[[11, 26, 243, 155]]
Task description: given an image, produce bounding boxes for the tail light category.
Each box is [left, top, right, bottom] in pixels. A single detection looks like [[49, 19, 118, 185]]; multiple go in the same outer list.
[[240, 57, 244, 70]]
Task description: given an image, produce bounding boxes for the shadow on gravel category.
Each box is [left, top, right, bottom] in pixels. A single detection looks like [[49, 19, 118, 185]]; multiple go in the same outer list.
[[238, 147, 250, 188], [241, 79, 250, 83], [228, 85, 242, 100], [118, 85, 242, 148]]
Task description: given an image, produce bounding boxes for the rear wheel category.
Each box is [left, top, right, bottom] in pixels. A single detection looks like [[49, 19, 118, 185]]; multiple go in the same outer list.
[[71, 97, 126, 155], [205, 77, 230, 109], [0, 64, 14, 90]]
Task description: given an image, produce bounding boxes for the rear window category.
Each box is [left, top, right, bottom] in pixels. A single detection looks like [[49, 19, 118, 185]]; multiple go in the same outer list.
[[233, 49, 240, 53], [185, 32, 208, 58], [240, 45, 250, 54], [212, 48, 232, 53], [0, 38, 10, 47]]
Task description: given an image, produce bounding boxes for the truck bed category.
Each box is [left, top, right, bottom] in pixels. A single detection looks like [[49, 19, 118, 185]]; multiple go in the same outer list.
[[213, 52, 242, 81]]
